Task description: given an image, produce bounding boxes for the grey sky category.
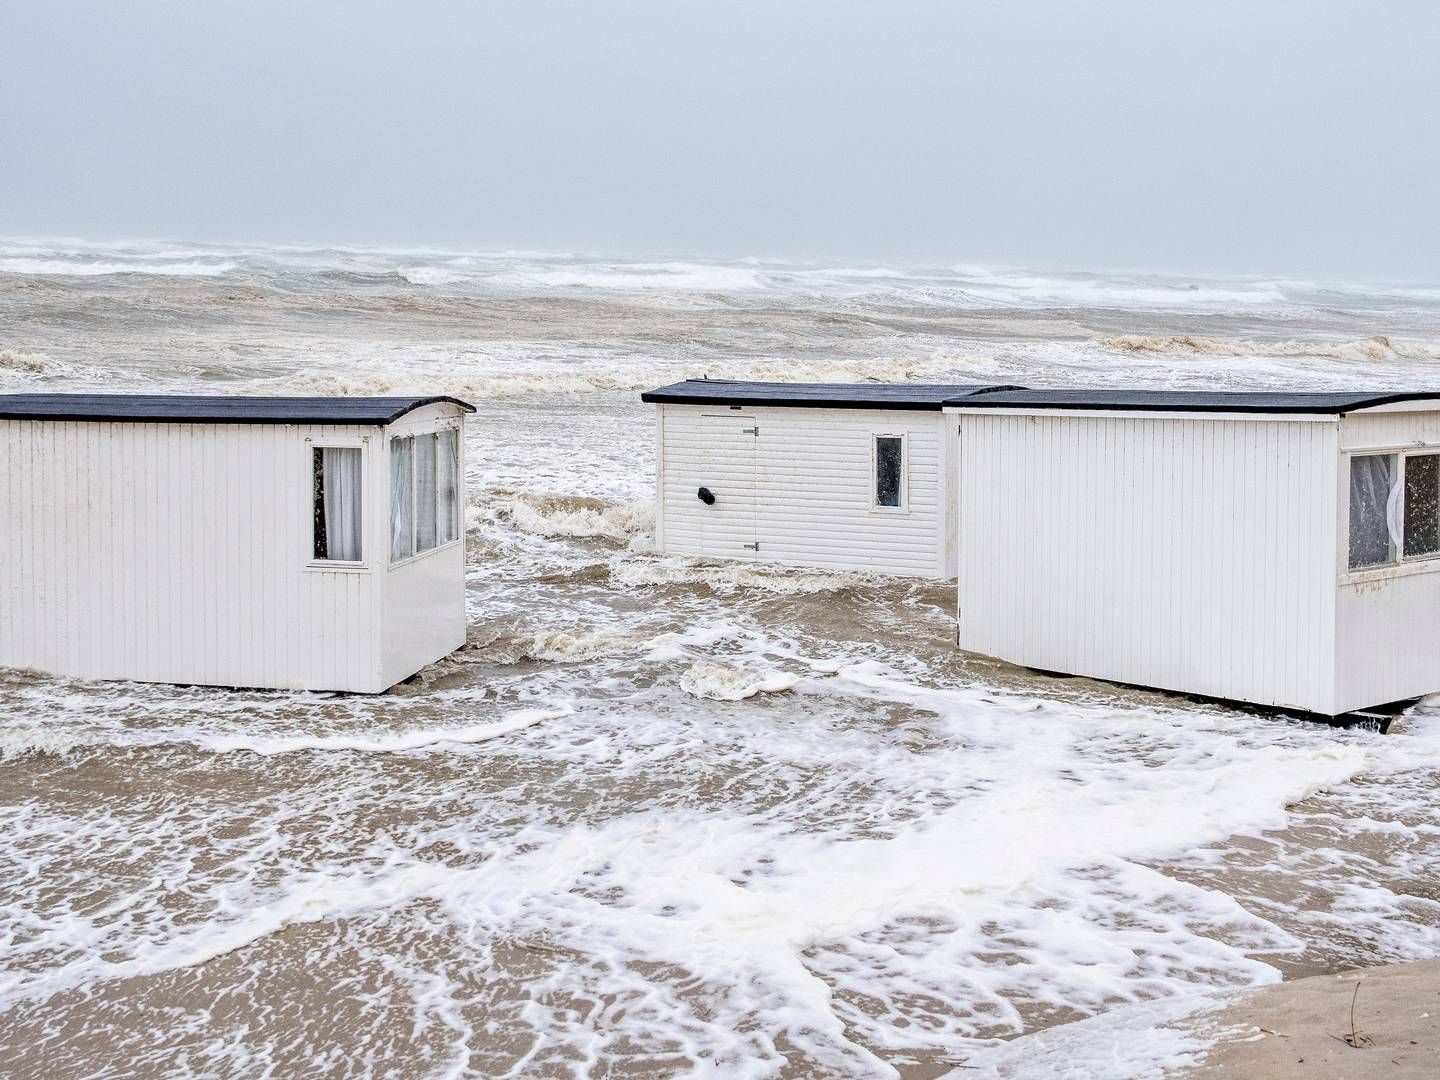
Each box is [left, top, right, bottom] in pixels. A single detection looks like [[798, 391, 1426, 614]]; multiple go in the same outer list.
[[2, 0, 1436, 277]]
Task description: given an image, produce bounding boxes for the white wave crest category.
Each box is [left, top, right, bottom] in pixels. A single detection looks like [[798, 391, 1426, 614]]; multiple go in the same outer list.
[[493, 493, 655, 542], [521, 630, 636, 661], [612, 556, 878, 595], [1102, 334, 1440, 364], [0, 724, 94, 760], [0, 257, 235, 278], [460, 261, 771, 293], [271, 351, 997, 401], [191, 704, 571, 755], [396, 266, 468, 287], [0, 349, 56, 374], [679, 661, 802, 701]]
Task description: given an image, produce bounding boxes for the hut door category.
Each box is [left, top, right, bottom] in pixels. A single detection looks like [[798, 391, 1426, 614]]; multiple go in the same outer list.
[[699, 413, 759, 557]]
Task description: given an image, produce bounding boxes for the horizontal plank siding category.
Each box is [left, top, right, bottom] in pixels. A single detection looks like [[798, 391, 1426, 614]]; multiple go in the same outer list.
[[657, 405, 948, 577]]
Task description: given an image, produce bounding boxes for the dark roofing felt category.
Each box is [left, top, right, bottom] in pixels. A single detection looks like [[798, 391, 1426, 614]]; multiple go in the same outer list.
[[940, 389, 1440, 414], [640, 379, 1021, 410], [0, 395, 476, 424]]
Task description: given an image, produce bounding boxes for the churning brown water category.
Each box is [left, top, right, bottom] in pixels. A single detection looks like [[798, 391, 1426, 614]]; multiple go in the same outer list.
[[2, 242, 1439, 1078]]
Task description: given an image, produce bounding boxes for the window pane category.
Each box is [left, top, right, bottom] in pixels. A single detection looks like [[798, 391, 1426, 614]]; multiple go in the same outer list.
[[314, 447, 362, 561], [875, 436, 903, 507], [1349, 453, 1398, 568], [1404, 453, 1440, 558], [391, 436, 414, 560], [415, 433, 438, 552], [313, 449, 328, 560], [437, 429, 460, 544]]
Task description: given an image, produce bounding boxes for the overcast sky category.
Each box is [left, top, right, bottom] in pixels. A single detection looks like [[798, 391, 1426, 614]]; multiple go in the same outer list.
[[2, 1, 1436, 277]]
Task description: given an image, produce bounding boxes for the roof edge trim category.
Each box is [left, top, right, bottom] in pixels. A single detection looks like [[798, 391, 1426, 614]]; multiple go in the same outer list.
[[640, 380, 1025, 410], [0, 394, 478, 425], [381, 396, 478, 422]]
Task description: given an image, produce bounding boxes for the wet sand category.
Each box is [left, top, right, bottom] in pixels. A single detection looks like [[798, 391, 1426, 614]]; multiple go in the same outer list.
[[1189, 958, 1440, 1078]]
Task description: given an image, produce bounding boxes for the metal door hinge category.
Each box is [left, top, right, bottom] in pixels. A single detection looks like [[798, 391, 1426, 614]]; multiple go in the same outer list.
[[743, 542, 760, 551]]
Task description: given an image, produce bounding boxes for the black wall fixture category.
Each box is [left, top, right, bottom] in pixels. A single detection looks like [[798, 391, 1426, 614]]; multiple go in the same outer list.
[[697, 487, 716, 505]]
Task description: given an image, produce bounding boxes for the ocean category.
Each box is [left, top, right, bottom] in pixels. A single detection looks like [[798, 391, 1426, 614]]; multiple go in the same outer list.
[[2, 237, 1439, 1078]]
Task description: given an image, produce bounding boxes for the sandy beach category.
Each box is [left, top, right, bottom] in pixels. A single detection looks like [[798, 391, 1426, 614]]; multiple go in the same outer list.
[[1187, 958, 1440, 1078]]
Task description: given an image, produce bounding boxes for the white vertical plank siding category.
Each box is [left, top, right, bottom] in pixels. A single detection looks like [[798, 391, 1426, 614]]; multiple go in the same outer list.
[[956, 413, 1339, 713], [653, 405, 667, 553], [1333, 411, 1440, 712], [656, 405, 949, 577], [938, 415, 959, 578], [0, 416, 461, 693]]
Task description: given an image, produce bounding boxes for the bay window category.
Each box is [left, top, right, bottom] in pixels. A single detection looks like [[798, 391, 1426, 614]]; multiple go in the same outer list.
[[391, 430, 462, 562]]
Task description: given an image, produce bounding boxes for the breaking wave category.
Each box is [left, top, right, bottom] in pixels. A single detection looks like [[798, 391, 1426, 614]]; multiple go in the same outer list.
[[0, 257, 235, 278], [611, 555, 880, 595], [190, 704, 571, 755], [490, 493, 655, 542], [679, 660, 802, 700], [469, 629, 643, 664], [388, 258, 774, 293], [1102, 334, 1440, 364], [0, 697, 573, 759], [0, 348, 56, 374], [480, 262, 771, 292], [271, 352, 999, 401], [0, 722, 95, 760], [395, 266, 468, 287]]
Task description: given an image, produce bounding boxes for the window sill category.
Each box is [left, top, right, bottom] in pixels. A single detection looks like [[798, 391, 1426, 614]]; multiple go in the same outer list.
[[305, 560, 370, 575], [1340, 556, 1440, 587], [388, 537, 462, 571]]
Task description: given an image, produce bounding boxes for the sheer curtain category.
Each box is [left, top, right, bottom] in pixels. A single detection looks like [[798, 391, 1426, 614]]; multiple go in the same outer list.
[[321, 447, 363, 560], [438, 429, 460, 543], [415, 433, 438, 551], [1349, 453, 1400, 568], [391, 436, 414, 560]]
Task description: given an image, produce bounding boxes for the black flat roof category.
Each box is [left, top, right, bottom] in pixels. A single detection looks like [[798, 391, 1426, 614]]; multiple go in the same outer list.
[[641, 379, 1020, 410], [0, 394, 476, 424], [941, 389, 1440, 414]]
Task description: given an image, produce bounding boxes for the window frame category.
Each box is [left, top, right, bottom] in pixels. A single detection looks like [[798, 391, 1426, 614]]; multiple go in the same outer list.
[[388, 423, 464, 568], [870, 431, 909, 513], [305, 436, 369, 573], [1342, 445, 1440, 582], [1402, 451, 1440, 562]]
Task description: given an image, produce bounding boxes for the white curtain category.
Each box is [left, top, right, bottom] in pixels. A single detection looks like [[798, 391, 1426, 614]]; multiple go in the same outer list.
[[391, 436, 414, 560], [321, 447, 363, 561], [1349, 453, 1400, 567], [1387, 463, 1405, 549], [415, 433, 438, 551], [438, 429, 460, 543]]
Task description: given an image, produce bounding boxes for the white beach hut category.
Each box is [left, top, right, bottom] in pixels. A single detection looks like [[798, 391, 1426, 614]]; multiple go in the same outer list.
[[641, 379, 1016, 578], [0, 394, 475, 693], [947, 388, 1440, 716]]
